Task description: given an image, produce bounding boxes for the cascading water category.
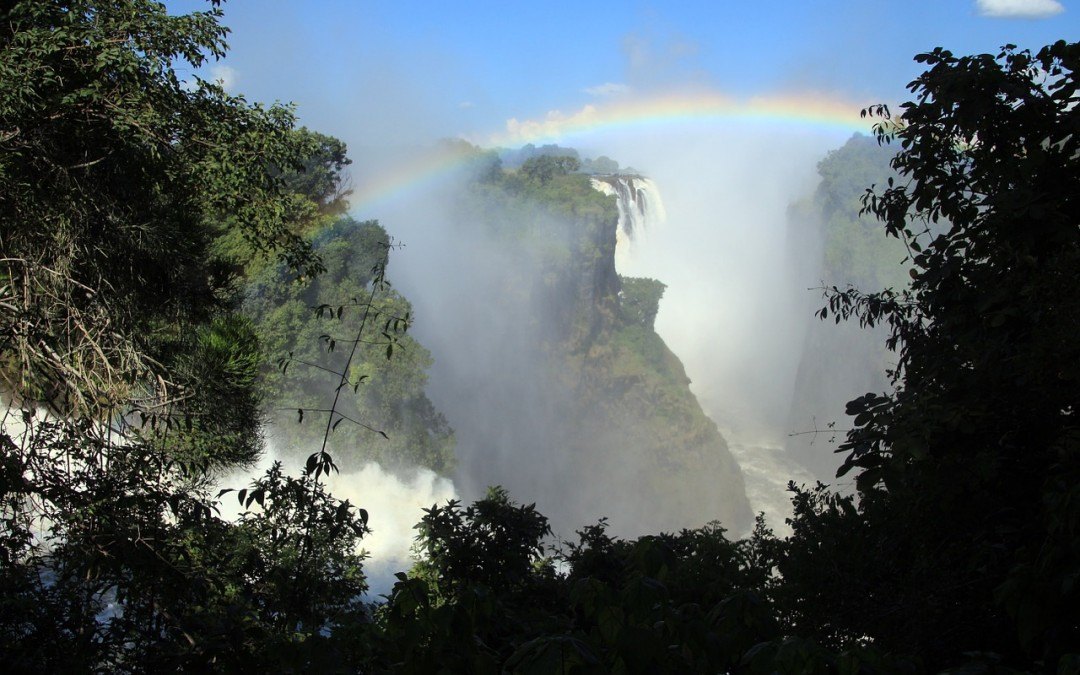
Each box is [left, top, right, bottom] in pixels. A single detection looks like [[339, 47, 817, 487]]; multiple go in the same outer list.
[[590, 175, 666, 274]]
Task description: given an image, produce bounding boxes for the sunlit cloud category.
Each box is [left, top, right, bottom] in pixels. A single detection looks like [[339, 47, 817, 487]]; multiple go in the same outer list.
[[584, 82, 632, 97], [975, 0, 1065, 18], [500, 105, 602, 145], [209, 64, 239, 91]]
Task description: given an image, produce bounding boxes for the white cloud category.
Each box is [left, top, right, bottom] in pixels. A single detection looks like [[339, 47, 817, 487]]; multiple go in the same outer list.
[[500, 104, 601, 145], [976, 0, 1065, 18], [209, 64, 238, 92], [584, 82, 632, 97], [458, 100, 475, 109]]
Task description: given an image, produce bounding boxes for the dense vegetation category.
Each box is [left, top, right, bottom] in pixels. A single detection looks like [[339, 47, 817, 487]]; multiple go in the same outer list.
[[1, 1, 1077, 672], [783, 42, 1079, 666], [0, 1, 371, 669]]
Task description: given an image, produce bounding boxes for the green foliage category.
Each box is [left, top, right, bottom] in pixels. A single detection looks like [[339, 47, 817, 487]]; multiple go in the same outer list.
[[580, 155, 620, 174], [618, 276, 666, 328], [375, 491, 905, 673], [280, 129, 353, 219], [784, 133, 907, 478], [245, 218, 456, 473], [0, 0, 323, 422], [815, 135, 910, 291], [787, 41, 1080, 669], [413, 486, 552, 597], [0, 2, 373, 669], [519, 154, 582, 184]]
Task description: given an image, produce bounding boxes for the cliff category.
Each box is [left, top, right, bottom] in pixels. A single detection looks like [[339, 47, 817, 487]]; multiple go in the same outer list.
[[418, 157, 752, 536], [784, 134, 907, 480]]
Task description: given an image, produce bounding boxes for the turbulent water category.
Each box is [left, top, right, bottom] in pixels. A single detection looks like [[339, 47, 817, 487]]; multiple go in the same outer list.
[[723, 435, 816, 535]]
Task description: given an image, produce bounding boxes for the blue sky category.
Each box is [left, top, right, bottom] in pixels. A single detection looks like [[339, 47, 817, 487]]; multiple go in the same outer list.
[[170, 0, 1075, 150]]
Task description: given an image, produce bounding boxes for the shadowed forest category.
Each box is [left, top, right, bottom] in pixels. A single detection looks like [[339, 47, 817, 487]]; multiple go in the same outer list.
[[1, 2, 1078, 672]]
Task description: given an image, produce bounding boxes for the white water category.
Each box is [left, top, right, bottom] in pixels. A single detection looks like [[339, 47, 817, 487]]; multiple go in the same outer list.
[[723, 436, 815, 536], [218, 445, 457, 595], [590, 175, 667, 276]]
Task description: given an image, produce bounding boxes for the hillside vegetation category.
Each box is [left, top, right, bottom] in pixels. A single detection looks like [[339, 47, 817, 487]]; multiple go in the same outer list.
[[1, 2, 1076, 671]]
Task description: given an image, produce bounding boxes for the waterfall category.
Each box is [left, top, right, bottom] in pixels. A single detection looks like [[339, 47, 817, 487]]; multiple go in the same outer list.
[[590, 170, 817, 535], [590, 175, 666, 273]]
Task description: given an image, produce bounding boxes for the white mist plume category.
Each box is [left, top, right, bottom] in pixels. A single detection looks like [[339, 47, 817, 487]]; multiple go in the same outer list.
[[351, 110, 864, 534], [324, 461, 457, 593], [573, 121, 851, 530], [357, 146, 753, 537], [594, 125, 833, 436], [219, 444, 457, 595]]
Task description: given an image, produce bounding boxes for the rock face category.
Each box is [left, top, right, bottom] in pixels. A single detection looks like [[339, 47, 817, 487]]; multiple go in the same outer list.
[[408, 166, 752, 537]]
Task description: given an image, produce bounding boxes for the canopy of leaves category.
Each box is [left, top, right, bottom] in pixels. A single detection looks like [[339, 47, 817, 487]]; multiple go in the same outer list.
[[619, 276, 666, 329], [519, 154, 582, 184], [0, 0, 324, 438], [785, 40, 1080, 669], [0, 2, 370, 668]]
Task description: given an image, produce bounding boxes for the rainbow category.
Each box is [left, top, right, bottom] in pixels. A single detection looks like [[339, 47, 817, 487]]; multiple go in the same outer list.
[[350, 90, 875, 217], [493, 90, 872, 146], [349, 145, 477, 220]]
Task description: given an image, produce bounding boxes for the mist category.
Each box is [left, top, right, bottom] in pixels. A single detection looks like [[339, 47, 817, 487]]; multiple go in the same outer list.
[[593, 124, 836, 438], [331, 111, 854, 536], [217, 442, 457, 595], [576, 122, 847, 525], [175, 3, 1002, 535], [353, 158, 636, 538]]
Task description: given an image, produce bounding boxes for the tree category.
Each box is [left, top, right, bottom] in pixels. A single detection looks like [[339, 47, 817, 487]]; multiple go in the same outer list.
[[0, 1, 369, 668], [619, 276, 667, 328], [782, 41, 1080, 669], [519, 154, 582, 184]]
